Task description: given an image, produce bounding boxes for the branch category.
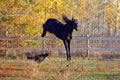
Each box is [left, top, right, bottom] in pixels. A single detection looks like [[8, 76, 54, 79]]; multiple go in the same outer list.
[[0, 12, 31, 18]]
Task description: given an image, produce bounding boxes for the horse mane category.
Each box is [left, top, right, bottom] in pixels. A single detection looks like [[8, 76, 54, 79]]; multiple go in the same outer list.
[[62, 15, 70, 23]]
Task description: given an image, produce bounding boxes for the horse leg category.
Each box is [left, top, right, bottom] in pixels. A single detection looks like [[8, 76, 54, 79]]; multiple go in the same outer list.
[[67, 39, 71, 60], [63, 40, 68, 60], [63, 40, 71, 61]]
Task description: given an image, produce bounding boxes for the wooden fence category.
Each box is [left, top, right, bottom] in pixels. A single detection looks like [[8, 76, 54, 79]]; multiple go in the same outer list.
[[0, 35, 120, 52]]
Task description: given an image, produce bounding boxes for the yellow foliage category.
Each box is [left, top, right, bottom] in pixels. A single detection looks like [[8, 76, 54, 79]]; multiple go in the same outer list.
[[0, 0, 120, 47]]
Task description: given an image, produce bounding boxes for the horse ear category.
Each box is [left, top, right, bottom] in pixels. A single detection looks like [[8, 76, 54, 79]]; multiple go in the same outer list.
[[62, 15, 69, 23], [72, 17, 73, 20], [75, 19, 78, 22], [72, 17, 75, 21], [72, 17, 77, 22]]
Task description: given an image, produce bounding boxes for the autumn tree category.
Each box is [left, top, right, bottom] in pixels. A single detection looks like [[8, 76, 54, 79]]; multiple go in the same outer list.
[[0, 0, 120, 48]]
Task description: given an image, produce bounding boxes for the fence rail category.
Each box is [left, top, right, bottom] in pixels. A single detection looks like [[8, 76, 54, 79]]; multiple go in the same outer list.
[[0, 36, 120, 40], [0, 36, 120, 51], [0, 47, 120, 51]]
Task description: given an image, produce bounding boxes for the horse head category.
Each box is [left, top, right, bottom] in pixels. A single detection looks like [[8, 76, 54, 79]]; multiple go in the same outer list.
[[71, 17, 78, 31], [63, 15, 78, 31]]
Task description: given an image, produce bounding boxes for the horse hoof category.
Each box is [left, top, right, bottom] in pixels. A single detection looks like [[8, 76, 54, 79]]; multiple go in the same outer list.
[[67, 58, 71, 61]]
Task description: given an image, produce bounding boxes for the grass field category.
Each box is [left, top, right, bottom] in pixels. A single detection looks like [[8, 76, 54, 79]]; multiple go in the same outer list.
[[0, 56, 120, 80]]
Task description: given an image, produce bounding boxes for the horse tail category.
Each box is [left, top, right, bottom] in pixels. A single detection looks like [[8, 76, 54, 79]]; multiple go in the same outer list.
[[41, 24, 47, 37]]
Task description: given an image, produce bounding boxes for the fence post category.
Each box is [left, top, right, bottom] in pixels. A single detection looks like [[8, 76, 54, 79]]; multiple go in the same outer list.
[[86, 34, 90, 58], [5, 30, 9, 58], [43, 39, 46, 53]]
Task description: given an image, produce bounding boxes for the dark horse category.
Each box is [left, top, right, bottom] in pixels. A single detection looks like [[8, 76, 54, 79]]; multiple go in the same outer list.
[[41, 15, 78, 61]]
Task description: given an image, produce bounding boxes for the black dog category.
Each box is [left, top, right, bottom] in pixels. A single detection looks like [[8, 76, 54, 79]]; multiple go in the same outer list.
[[27, 53, 49, 63]]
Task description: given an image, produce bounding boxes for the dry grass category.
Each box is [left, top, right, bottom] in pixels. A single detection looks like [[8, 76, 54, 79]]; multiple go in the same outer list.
[[0, 56, 120, 80]]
